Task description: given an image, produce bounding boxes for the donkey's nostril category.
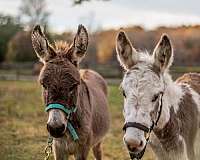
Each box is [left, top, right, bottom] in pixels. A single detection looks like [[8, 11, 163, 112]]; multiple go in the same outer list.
[[139, 140, 143, 147], [127, 144, 137, 152]]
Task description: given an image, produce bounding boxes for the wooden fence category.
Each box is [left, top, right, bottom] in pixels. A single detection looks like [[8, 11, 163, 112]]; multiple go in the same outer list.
[[0, 63, 200, 85]]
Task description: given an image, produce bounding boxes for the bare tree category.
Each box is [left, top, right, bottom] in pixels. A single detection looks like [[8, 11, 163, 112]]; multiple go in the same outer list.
[[19, 0, 50, 30], [72, 0, 110, 5]]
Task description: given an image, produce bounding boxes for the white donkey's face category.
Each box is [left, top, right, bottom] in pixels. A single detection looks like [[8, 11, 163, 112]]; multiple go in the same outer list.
[[116, 31, 173, 155], [121, 65, 165, 152]]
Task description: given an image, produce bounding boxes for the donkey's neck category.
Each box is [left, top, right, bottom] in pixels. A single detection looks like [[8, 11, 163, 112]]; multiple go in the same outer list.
[[156, 72, 184, 129], [74, 78, 91, 125], [69, 79, 90, 128]]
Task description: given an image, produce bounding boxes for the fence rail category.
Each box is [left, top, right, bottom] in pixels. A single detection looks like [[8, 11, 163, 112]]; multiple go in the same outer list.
[[0, 63, 200, 85]]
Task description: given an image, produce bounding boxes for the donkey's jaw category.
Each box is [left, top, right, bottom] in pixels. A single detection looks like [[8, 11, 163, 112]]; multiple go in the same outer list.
[[155, 104, 170, 129], [155, 76, 184, 129]]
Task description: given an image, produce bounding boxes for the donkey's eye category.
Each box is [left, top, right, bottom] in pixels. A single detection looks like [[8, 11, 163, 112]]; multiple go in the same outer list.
[[152, 94, 159, 102], [69, 84, 77, 92], [40, 82, 47, 89], [122, 90, 126, 98], [43, 85, 48, 90]]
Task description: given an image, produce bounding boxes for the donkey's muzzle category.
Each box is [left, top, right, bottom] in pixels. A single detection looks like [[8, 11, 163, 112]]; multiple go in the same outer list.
[[124, 136, 144, 153], [47, 123, 66, 138]]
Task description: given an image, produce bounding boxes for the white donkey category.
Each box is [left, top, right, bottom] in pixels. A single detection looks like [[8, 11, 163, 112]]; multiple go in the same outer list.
[[116, 31, 200, 160]]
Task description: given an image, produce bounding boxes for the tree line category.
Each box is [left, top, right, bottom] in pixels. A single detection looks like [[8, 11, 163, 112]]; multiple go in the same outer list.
[[0, 0, 200, 67]]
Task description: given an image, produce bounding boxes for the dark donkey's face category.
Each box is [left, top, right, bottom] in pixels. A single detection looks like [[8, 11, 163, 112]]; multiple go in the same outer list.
[[31, 25, 88, 138]]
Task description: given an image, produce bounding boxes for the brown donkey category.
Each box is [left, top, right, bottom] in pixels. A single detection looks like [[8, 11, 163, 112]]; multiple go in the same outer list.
[[31, 25, 110, 160], [116, 31, 200, 160]]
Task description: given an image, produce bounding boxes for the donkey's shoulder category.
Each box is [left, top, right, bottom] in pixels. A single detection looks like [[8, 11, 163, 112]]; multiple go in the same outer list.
[[79, 69, 107, 95], [176, 73, 200, 95]]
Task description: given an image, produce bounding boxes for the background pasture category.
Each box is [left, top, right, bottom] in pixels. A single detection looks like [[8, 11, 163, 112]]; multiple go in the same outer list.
[[0, 80, 155, 160]]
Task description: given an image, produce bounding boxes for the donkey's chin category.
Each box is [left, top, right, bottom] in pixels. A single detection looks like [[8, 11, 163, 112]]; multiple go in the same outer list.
[[50, 132, 65, 138], [128, 148, 146, 160], [127, 147, 143, 155], [126, 143, 146, 159], [129, 150, 144, 159], [47, 124, 66, 138]]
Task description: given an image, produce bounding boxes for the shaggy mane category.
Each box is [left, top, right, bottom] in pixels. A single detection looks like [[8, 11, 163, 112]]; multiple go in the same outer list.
[[54, 41, 71, 55]]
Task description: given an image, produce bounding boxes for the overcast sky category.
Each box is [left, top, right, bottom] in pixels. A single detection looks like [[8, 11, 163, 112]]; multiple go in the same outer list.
[[0, 0, 200, 32]]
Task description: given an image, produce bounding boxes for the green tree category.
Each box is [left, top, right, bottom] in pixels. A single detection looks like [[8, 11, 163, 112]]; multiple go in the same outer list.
[[0, 14, 22, 62]]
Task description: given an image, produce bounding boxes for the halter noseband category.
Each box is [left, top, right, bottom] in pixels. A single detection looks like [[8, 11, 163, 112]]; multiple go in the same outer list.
[[123, 122, 150, 133], [123, 92, 164, 160]]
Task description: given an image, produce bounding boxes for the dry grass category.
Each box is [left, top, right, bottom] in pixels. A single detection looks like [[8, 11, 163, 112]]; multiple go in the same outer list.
[[0, 81, 154, 160]]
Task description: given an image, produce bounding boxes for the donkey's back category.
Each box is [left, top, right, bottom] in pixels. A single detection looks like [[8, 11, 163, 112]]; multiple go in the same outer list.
[[80, 69, 108, 96], [80, 69, 110, 144], [176, 73, 200, 95], [176, 73, 200, 127], [175, 73, 200, 160]]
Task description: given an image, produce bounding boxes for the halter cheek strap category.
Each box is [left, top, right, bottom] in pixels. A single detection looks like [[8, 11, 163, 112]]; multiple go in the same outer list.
[[46, 103, 79, 141]]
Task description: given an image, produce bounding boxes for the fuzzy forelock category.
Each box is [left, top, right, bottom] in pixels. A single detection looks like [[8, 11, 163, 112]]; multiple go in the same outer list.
[[54, 41, 71, 55], [119, 50, 154, 71], [138, 50, 154, 64]]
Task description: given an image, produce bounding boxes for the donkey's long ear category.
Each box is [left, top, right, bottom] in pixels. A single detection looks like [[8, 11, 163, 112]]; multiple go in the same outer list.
[[69, 24, 88, 64], [153, 34, 173, 72], [116, 31, 138, 70], [31, 25, 56, 62]]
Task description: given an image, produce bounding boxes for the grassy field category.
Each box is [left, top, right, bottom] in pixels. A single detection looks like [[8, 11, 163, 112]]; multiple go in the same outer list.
[[0, 80, 155, 160]]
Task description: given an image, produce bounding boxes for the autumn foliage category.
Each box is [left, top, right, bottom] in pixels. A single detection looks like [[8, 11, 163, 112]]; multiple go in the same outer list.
[[94, 25, 200, 66], [2, 25, 200, 67]]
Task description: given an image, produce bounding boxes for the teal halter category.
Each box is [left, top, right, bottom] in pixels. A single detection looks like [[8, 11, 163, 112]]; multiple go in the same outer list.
[[45, 103, 79, 141]]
